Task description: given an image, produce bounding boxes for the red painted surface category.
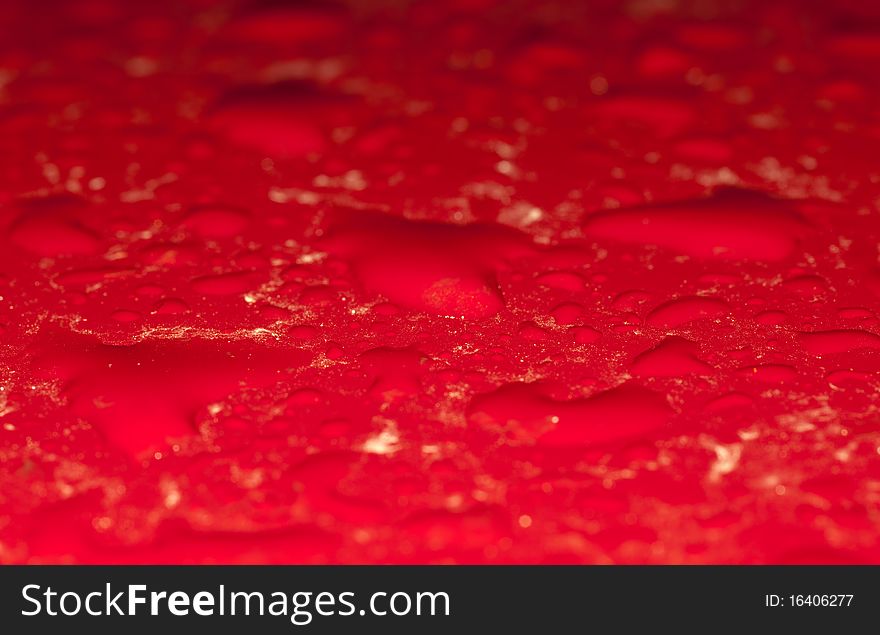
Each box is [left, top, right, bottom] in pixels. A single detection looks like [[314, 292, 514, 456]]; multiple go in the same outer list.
[[1, 0, 880, 563]]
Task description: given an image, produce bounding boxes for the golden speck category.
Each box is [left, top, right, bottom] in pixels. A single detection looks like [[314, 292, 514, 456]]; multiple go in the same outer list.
[[590, 75, 609, 95], [495, 160, 515, 175], [93, 516, 113, 531]]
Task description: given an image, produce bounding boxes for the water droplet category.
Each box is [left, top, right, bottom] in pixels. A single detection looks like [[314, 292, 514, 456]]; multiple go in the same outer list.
[[468, 382, 671, 447], [630, 336, 713, 377], [800, 329, 880, 355], [646, 296, 729, 327], [584, 189, 808, 261]]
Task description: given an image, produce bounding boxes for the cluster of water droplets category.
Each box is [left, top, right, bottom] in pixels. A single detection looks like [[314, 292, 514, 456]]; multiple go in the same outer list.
[[0, 0, 880, 563]]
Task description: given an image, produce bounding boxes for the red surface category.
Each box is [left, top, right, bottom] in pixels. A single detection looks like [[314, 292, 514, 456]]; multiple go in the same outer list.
[[1, 0, 880, 563]]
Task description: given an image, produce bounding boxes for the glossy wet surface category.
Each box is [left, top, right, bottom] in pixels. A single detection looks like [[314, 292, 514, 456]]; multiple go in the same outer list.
[[1, 0, 880, 563]]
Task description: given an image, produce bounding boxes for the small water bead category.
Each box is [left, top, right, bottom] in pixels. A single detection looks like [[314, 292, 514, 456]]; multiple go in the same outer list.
[[635, 45, 692, 78], [534, 271, 586, 292], [372, 302, 402, 317], [735, 364, 799, 383], [504, 39, 588, 87], [702, 392, 755, 414], [180, 205, 251, 239], [468, 382, 671, 448], [9, 196, 101, 256], [152, 298, 190, 315], [287, 388, 323, 408], [837, 307, 874, 320], [55, 267, 134, 288], [646, 296, 730, 328], [297, 285, 340, 307], [611, 290, 652, 312], [288, 325, 319, 341], [550, 302, 585, 326], [799, 329, 880, 355], [319, 211, 534, 319], [672, 137, 735, 164], [826, 369, 875, 387], [191, 271, 264, 296], [518, 321, 550, 341], [755, 310, 790, 325], [569, 325, 601, 344], [590, 95, 698, 139], [583, 189, 809, 261], [257, 305, 290, 321], [110, 309, 142, 323], [139, 242, 202, 267], [28, 329, 307, 458], [782, 275, 829, 298], [630, 337, 714, 377], [208, 82, 358, 159]]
